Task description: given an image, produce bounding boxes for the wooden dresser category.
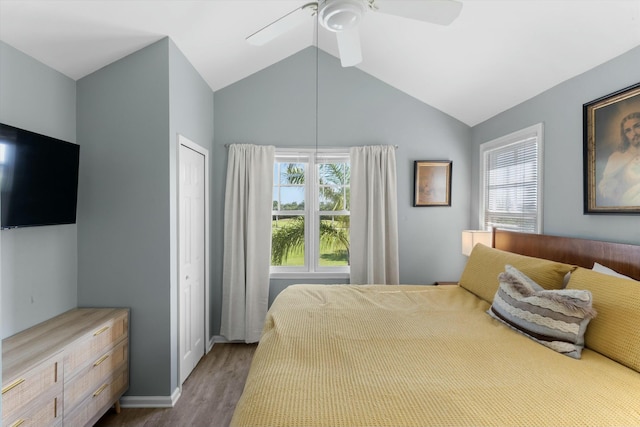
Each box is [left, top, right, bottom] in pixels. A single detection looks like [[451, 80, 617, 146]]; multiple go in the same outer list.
[[2, 308, 129, 427]]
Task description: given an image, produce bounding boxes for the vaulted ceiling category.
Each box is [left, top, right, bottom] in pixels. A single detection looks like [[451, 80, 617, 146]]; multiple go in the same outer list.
[[1, 0, 639, 126]]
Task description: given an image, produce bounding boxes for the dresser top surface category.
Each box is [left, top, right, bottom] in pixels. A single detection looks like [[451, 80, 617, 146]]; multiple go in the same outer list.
[[2, 307, 129, 380]]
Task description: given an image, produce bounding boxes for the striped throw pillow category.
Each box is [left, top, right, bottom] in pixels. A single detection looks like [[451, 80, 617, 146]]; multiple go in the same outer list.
[[488, 265, 597, 359]]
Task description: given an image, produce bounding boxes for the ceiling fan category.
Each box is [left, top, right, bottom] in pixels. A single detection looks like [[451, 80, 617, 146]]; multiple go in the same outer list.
[[246, 0, 463, 67]]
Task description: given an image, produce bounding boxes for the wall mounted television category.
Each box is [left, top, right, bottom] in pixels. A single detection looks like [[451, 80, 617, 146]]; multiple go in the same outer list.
[[0, 123, 80, 229]]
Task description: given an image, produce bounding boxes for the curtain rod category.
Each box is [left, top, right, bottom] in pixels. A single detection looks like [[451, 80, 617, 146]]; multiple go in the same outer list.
[[224, 144, 399, 149]]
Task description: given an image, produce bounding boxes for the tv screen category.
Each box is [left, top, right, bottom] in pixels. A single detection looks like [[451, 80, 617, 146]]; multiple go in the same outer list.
[[0, 123, 80, 229]]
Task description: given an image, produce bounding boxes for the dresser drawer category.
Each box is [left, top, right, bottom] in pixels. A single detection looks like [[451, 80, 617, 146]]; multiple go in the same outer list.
[[2, 390, 62, 427], [2, 352, 62, 423], [3, 308, 129, 427], [64, 367, 128, 427], [64, 313, 128, 378], [64, 340, 128, 413]]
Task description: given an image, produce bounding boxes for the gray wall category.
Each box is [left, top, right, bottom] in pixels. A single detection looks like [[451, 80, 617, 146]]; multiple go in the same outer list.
[[167, 39, 214, 392], [0, 41, 78, 339], [470, 46, 640, 245], [213, 47, 472, 334], [76, 37, 214, 398], [76, 39, 173, 397]]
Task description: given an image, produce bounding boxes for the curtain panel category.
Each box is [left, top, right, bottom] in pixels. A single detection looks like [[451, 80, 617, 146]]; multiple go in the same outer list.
[[349, 145, 400, 285], [220, 144, 275, 343]]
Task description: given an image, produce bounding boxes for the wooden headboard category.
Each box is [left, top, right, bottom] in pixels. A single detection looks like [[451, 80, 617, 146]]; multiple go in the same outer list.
[[493, 229, 640, 281]]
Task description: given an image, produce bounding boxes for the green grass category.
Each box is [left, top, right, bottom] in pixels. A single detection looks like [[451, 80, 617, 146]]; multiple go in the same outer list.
[[319, 250, 349, 266], [276, 247, 348, 266], [279, 247, 304, 266]]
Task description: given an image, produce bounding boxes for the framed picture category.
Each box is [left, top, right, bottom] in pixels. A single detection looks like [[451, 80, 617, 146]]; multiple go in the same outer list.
[[413, 160, 452, 207], [583, 82, 640, 214]]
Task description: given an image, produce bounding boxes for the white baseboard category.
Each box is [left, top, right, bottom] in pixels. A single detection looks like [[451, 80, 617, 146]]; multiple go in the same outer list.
[[120, 387, 181, 408], [207, 335, 229, 352], [122, 337, 243, 408]]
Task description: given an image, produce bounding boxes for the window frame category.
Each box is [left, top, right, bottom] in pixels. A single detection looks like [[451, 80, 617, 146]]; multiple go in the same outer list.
[[479, 123, 544, 234], [270, 148, 350, 279]]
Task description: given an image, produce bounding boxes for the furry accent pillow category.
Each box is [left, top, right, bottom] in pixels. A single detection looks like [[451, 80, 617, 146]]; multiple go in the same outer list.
[[488, 265, 597, 359]]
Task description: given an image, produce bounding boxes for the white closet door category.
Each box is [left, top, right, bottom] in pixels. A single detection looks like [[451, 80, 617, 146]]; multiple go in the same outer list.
[[179, 142, 206, 384]]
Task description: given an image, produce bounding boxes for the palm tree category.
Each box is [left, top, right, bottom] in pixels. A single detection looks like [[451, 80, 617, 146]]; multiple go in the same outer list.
[[317, 162, 350, 263], [271, 216, 305, 265], [271, 162, 350, 266]]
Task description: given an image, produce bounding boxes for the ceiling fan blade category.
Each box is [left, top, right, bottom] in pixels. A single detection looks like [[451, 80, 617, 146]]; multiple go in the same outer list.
[[336, 29, 362, 67], [375, 0, 462, 26], [246, 3, 316, 46]]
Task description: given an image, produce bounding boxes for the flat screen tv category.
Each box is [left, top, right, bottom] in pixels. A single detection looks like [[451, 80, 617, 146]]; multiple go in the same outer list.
[[0, 123, 80, 229]]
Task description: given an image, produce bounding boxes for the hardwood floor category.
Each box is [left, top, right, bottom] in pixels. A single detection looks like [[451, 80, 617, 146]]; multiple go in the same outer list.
[[95, 343, 257, 427]]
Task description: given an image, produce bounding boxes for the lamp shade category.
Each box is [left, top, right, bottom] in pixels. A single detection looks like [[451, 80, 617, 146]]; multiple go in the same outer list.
[[461, 230, 492, 256]]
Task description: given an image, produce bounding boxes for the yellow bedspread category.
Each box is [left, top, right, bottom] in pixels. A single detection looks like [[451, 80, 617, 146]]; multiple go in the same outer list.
[[231, 285, 640, 427]]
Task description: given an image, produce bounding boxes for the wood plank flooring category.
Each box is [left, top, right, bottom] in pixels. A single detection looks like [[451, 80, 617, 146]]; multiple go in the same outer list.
[[95, 343, 257, 427]]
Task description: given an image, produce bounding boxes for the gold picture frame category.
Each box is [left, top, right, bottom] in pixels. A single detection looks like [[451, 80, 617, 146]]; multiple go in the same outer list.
[[583, 83, 640, 214], [413, 160, 452, 207]]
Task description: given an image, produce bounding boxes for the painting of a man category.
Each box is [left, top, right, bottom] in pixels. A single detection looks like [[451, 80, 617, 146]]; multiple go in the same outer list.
[[586, 83, 640, 212], [597, 111, 640, 206]]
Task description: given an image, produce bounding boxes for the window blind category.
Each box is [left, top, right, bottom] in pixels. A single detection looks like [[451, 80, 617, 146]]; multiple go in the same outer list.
[[480, 125, 542, 233]]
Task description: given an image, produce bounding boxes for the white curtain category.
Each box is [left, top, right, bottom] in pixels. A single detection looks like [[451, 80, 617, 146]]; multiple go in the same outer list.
[[220, 144, 275, 343], [349, 145, 400, 285]]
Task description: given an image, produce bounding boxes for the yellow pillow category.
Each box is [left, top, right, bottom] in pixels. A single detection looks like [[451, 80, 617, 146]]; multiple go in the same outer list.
[[566, 267, 640, 373], [459, 244, 575, 303]]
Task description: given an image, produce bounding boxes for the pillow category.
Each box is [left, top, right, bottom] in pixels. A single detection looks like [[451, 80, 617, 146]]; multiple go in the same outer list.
[[592, 262, 634, 281], [566, 267, 640, 372], [488, 265, 597, 359], [459, 244, 576, 303]]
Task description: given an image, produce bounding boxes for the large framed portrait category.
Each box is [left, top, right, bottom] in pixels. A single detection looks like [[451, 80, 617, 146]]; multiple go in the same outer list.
[[413, 160, 452, 207], [583, 82, 640, 214]]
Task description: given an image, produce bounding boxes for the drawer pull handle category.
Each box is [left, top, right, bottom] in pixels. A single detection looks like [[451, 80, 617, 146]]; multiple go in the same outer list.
[[2, 378, 25, 394], [93, 383, 109, 397], [94, 354, 110, 367], [94, 325, 110, 336], [10, 419, 25, 427]]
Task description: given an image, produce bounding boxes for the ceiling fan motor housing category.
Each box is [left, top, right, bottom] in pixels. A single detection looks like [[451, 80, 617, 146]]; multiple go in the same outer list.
[[319, 0, 366, 32]]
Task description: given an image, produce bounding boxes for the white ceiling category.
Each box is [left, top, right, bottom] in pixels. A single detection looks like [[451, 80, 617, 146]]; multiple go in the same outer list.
[[1, 0, 639, 126]]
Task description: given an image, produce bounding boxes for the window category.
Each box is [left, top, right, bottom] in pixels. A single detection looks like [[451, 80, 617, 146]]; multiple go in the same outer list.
[[479, 123, 544, 233], [271, 149, 350, 277]]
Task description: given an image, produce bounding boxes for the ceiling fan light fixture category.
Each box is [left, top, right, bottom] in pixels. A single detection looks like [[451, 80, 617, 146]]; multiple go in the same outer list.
[[319, 0, 366, 32]]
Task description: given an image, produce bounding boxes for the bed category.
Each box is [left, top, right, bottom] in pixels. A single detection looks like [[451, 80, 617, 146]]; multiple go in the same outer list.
[[231, 230, 640, 427]]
